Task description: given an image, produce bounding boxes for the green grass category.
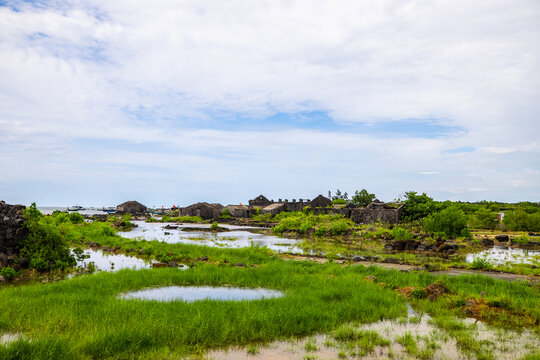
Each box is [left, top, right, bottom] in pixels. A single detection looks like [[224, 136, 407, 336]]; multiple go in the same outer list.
[[0, 260, 407, 359]]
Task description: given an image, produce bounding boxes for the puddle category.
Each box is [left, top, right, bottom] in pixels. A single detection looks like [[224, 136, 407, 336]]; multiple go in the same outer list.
[[76, 248, 154, 272], [208, 316, 540, 360], [466, 246, 540, 265], [0, 332, 23, 344], [121, 221, 304, 253], [120, 286, 283, 302]]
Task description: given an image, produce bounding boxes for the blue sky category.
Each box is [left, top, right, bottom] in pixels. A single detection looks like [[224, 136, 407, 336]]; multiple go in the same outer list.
[[0, 0, 539, 207]]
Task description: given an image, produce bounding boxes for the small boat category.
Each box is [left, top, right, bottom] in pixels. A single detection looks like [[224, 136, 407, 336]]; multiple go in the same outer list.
[[67, 205, 85, 211], [102, 207, 116, 213]]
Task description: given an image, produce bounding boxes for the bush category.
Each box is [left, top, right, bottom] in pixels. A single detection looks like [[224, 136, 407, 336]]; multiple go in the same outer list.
[[19, 203, 76, 272], [221, 208, 232, 218], [424, 205, 470, 238], [503, 210, 540, 232], [331, 199, 347, 205], [469, 206, 498, 230], [470, 256, 492, 270], [68, 212, 84, 224], [390, 227, 413, 241], [0, 266, 17, 280]]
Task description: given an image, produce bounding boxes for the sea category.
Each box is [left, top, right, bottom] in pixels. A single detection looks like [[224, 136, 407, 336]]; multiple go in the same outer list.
[[37, 207, 110, 216]]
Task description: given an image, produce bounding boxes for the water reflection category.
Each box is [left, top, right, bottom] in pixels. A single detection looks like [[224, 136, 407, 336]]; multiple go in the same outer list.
[[466, 246, 540, 265], [76, 248, 153, 272], [121, 221, 303, 253], [120, 285, 283, 302]]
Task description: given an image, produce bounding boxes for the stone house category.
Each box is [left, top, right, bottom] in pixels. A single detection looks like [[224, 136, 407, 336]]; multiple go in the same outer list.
[[248, 195, 272, 208], [225, 205, 251, 218], [307, 194, 332, 208], [261, 203, 288, 215], [116, 201, 147, 215], [179, 202, 224, 220]]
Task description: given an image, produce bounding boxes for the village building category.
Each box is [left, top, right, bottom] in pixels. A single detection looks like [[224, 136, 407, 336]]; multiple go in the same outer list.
[[248, 195, 272, 208], [225, 205, 251, 218], [179, 202, 224, 220], [261, 203, 288, 215], [116, 201, 147, 215], [307, 194, 332, 208]]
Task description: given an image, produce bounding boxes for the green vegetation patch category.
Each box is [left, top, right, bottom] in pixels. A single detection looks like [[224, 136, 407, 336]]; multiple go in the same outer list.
[[0, 261, 407, 359]]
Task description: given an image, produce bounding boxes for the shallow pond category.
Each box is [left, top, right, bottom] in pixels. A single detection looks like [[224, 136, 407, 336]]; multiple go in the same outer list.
[[120, 285, 283, 302], [121, 221, 304, 253], [76, 248, 154, 272], [465, 246, 540, 266]]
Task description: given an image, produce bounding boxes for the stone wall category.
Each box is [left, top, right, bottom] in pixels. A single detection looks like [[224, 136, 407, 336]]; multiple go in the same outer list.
[[0, 201, 27, 266], [350, 204, 403, 224]]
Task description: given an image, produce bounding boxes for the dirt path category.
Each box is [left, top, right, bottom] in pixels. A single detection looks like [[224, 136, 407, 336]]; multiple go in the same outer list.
[[280, 254, 539, 282]]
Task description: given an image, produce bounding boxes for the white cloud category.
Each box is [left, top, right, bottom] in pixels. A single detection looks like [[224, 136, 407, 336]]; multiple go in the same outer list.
[[0, 0, 539, 204]]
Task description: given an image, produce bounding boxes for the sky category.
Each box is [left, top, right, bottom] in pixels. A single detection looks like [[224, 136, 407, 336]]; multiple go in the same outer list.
[[0, 0, 539, 207]]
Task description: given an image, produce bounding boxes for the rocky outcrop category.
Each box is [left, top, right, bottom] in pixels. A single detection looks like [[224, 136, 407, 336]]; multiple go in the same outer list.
[[0, 201, 27, 266], [116, 201, 147, 215]]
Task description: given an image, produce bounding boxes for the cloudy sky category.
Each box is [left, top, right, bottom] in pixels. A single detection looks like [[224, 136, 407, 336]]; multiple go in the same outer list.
[[1, 0, 539, 207]]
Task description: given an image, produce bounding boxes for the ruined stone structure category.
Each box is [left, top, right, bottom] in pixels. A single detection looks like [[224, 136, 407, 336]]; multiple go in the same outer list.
[[0, 201, 27, 267], [308, 194, 332, 208], [350, 200, 403, 224], [116, 201, 147, 215], [261, 203, 288, 215], [179, 202, 224, 220], [225, 205, 251, 218], [248, 195, 272, 207]]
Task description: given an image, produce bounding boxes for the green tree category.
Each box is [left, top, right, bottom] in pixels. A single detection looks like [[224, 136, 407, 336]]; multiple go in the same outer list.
[[350, 189, 376, 207], [400, 192, 437, 222], [469, 206, 498, 230], [424, 206, 470, 238]]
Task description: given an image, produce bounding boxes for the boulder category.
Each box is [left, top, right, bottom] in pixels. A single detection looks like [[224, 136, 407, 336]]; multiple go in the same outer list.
[[495, 234, 509, 242], [481, 238, 495, 247], [424, 281, 450, 300]]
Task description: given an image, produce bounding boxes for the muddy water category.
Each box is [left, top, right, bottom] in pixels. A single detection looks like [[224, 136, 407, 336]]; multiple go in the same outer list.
[[466, 246, 540, 265], [76, 248, 154, 272], [208, 316, 540, 360], [120, 286, 282, 302], [121, 221, 304, 253]]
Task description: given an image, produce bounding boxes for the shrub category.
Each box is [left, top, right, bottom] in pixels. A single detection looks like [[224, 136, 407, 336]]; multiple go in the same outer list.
[[68, 212, 84, 224], [470, 256, 492, 270], [210, 221, 219, 230], [221, 208, 232, 218], [503, 210, 540, 232], [390, 227, 413, 241], [0, 266, 17, 280], [330, 220, 350, 235], [314, 224, 328, 236], [331, 199, 347, 205], [469, 206, 499, 230], [424, 205, 471, 238], [19, 203, 76, 271]]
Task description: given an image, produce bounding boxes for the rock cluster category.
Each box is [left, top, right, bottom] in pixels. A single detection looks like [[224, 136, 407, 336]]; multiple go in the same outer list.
[[0, 201, 27, 267], [385, 238, 460, 254]]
